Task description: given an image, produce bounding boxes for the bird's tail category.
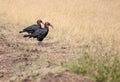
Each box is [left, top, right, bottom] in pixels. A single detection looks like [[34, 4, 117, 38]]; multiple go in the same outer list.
[[19, 31, 23, 33]]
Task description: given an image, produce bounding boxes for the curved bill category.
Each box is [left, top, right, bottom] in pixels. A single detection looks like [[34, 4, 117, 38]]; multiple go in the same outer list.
[[50, 24, 54, 28]]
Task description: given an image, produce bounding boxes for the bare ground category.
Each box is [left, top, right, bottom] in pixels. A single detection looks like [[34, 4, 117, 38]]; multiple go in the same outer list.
[[0, 23, 93, 82]]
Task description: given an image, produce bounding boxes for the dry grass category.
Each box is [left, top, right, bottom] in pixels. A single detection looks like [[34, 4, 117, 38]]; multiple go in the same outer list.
[[0, 0, 120, 43], [0, 0, 120, 82]]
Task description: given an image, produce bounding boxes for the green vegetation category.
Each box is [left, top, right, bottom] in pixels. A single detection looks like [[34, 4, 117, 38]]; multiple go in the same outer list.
[[18, 63, 26, 71], [67, 53, 120, 82], [0, 33, 5, 40]]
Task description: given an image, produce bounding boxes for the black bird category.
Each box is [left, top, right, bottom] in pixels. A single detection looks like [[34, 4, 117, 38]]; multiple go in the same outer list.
[[24, 22, 53, 42], [19, 19, 44, 34]]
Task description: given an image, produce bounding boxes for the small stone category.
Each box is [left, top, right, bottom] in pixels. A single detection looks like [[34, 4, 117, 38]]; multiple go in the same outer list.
[[0, 72, 4, 78], [9, 76, 17, 82]]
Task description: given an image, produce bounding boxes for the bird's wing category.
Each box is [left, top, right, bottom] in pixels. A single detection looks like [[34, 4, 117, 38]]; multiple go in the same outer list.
[[24, 24, 39, 31], [30, 29, 47, 37]]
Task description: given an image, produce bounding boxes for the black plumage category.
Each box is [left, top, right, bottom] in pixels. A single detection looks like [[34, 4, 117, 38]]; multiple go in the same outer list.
[[24, 22, 53, 41], [19, 19, 43, 34]]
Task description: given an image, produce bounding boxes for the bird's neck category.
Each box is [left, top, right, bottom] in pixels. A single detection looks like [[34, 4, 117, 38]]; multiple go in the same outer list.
[[38, 23, 41, 27], [44, 24, 49, 29]]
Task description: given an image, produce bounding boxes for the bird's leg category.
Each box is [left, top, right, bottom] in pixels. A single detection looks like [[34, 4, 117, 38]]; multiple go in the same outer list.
[[38, 41, 42, 45], [23, 34, 29, 38]]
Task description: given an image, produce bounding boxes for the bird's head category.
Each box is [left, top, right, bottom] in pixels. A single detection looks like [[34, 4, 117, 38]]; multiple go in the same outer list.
[[37, 19, 44, 25], [45, 22, 54, 28]]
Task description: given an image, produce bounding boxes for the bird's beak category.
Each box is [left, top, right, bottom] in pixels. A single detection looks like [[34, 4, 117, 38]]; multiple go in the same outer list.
[[41, 22, 44, 24], [50, 24, 54, 28]]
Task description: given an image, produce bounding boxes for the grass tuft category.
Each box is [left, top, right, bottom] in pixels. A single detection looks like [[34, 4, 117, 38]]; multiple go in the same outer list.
[[18, 63, 26, 71], [67, 52, 120, 82]]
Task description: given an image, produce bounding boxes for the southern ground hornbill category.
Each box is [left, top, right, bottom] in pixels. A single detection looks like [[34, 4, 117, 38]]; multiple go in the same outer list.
[[19, 19, 44, 34], [24, 22, 53, 42]]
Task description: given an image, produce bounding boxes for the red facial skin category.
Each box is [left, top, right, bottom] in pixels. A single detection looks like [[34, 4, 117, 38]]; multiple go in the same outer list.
[[45, 22, 53, 28], [37, 19, 42, 26]]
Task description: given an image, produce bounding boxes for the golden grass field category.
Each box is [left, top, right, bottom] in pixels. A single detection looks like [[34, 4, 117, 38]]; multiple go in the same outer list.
[[0, 0, 120, 82], [0, 0, 120, 43]]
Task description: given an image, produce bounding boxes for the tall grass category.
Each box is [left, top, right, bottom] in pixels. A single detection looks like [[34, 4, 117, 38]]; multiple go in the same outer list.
[[0, 0, 120, 43], [67, 37, 120, 82], [67, 53, 120, 82]]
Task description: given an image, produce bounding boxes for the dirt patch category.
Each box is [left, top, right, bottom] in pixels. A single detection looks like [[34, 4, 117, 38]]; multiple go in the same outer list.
[[40, 71, 94, 82]]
